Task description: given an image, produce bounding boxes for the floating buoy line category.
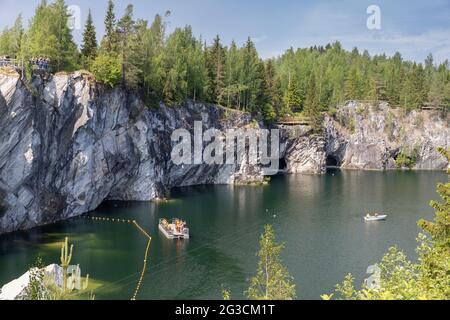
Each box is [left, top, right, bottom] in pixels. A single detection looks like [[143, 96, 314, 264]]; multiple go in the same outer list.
[[82, 215, 152, 300]]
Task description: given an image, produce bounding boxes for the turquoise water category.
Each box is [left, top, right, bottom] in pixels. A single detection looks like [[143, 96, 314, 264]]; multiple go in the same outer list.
[[0, 170, 447, 299]]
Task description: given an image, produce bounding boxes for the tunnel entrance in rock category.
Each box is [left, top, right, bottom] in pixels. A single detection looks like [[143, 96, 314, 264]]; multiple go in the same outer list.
[[279, 157, 287, 171], [326, 155, 339, 167]]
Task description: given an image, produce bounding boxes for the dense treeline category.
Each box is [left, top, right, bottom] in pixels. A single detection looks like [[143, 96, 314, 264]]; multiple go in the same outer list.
[[1, 0, 449, 122]]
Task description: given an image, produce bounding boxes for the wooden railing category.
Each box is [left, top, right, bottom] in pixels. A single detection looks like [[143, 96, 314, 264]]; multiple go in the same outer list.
[[277, 116, 312, 126], [421, 103, 445, 111]]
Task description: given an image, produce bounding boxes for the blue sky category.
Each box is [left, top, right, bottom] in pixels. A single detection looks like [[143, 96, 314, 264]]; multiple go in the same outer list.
[[0, 0, 449, 63]]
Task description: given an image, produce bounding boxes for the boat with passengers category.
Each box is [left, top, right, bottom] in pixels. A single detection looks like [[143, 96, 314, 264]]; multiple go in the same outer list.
[[364, 213, 387, 222], [159, 218, 190, 239]]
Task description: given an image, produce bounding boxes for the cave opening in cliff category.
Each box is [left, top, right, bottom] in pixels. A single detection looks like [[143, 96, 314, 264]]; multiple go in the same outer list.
[[279, 157, 287, 171], [326, 155, 339, 167]]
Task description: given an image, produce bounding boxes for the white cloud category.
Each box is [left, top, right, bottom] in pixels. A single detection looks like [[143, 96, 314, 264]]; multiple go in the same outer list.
[[332, 29, 450, 63], [251, 35, 268, 44]]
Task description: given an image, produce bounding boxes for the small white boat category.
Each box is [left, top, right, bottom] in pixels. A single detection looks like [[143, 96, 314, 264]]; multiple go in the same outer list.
[[364, 214, 387, 222], [159, 218, 190, 239]]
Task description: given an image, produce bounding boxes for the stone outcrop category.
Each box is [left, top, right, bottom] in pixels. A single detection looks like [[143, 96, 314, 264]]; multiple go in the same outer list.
[[325, 102, 449, 170], [0, 264, 63, 300], [280, 102, 449, 173], [279, 126, 326, 174], [0, 72, 448, 234]]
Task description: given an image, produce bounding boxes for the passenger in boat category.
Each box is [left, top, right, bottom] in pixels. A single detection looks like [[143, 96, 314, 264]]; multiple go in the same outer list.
[[175, 220, 183, 233]]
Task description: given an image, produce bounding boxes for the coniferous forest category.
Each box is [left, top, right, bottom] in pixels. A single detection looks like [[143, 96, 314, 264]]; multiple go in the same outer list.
[[1, 0, 449, 123]]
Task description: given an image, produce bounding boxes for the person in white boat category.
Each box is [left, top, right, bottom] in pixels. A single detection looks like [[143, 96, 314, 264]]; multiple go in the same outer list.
[[366, 212, 380, 218]]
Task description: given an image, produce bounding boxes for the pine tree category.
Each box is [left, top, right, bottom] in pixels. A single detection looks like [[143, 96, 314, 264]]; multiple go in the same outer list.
[[81, 9, 98, 63], [246, 225, 296, 300], [265, 59, 282, 115], [424, 53, 434, 82], [223, 40, 240, 108], [117, 4, 136, 87], [282, 73, 301, 115], [344, 67, 360, 100], [304, 73, 323, 132], [401, 63, 427, 110], [385, 52, 404, 107], [143, 14, 166, 104], [206, 35, 226, 104], [161, 27, 207, 106], [102, 0, 118, 53], [52, 0, 78, 71], [428, 72, 445, 110], [240, 37, 262, 112]]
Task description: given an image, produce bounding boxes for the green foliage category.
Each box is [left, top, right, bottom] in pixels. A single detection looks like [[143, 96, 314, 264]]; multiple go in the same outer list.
[[262, 103, 277, 124], [264, 59, 282, 115], [0, 15, 23, 57], [328, 180, 450, 300], [21, 0, 78, 72], [60, 236, 73, 291], [222, 287, 231, 300], [336, 113, 355, 133], [400, 63, 427, 111], [418, 183, 450, 248], [395, 147, 419, 169], [129, 14, 167, 105], [282, 73, 301, 115], [24, 256, 48, 300], [304, 73, 324, 133], [117, 4, 138, 88], [345, 67, 363, 100], [246, 225, 296, 300], [91, 53, 122, 87], [80, 9, 97, 65], [206, 35, 227, 104], [23, 240, 93, 301], [327, 107, 338, 118], [161, 26, 208, 106], [437, 148, 450, 174], [356, 106, 368, 117], [101, 0, 119, 53], [2, 1, 448, 115]]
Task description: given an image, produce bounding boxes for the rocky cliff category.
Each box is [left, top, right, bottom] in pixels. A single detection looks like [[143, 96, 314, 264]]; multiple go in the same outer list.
[[279, 102, 449, 173], [0, 72, 448, 234], [0, 71, 264, 234], [324, 102, 449, 170]]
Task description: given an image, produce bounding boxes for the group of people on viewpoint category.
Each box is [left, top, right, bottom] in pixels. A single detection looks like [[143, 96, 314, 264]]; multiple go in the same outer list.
[[0, 56, 12, 67], [30, 57, 51, 71], [0, 55, 51, 71]]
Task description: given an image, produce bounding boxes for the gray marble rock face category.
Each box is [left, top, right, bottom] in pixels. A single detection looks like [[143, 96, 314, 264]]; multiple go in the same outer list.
[[324, 102, 449, 171], [0, 73, 448, 234], [0, 72, 264, 234]]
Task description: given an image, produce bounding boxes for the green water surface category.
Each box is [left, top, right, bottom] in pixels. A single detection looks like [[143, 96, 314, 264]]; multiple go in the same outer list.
[[0, 170, 447, 300]]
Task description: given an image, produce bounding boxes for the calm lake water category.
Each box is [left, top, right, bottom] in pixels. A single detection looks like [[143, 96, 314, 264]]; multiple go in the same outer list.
[[0, 169, 448, 300]]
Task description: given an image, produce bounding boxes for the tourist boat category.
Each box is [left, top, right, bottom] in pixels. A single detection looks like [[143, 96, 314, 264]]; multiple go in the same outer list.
[[364, 214, 387, 222], [159, 218, 190, 239]]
